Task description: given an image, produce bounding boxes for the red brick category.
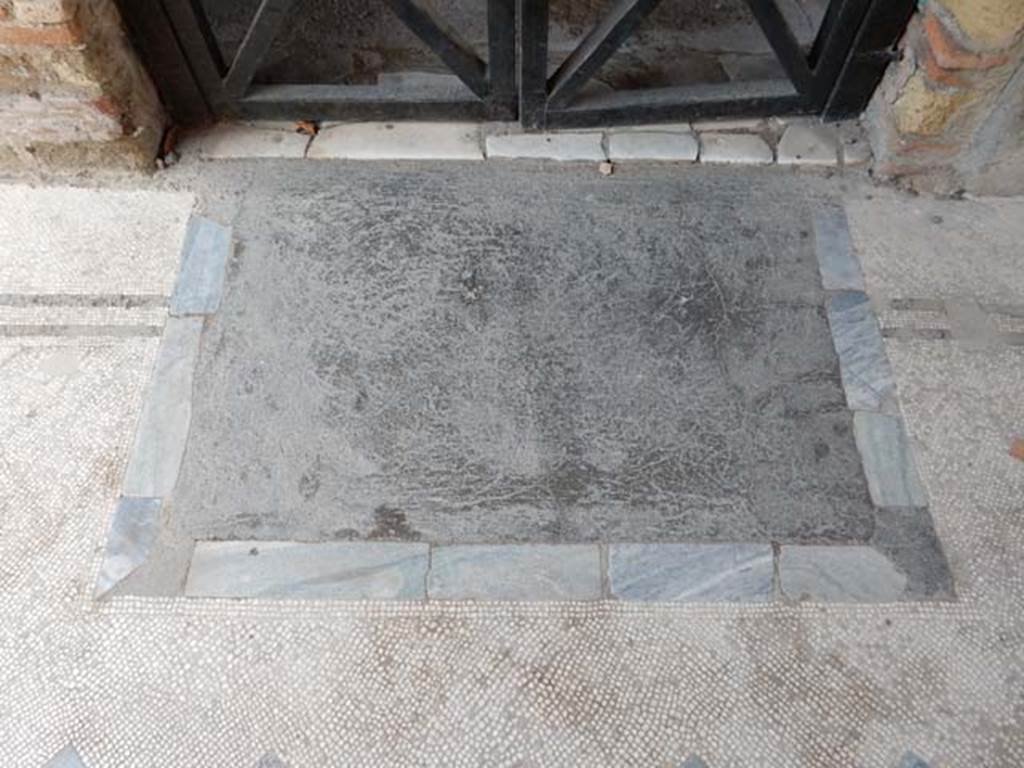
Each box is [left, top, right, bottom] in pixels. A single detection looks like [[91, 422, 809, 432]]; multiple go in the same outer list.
[[0, 20, 80, 46], [922, 11, 1010, 71]]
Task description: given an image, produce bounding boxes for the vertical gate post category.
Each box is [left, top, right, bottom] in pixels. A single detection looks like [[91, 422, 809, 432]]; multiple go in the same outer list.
[[114, 0, 212, 124], [822, 0, 917, 120], [488, 0, 518, 120], [518, 0, 548, 130]]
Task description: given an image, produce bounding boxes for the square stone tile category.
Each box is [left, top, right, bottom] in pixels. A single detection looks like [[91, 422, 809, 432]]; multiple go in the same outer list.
[[779, 545, 907, 602], [777, 121, 839, 166], [609, 543, 773, 602], [185, 541, 429, 600], [428, 545, 601, 601], [308, 122, 483, 161]]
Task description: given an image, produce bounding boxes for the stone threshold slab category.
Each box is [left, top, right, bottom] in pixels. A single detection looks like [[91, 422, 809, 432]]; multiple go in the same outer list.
[[178, 540, 938, 604], [183, 119, 853, 167]]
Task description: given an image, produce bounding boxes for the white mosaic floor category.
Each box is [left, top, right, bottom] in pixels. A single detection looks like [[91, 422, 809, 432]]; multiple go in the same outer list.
[[0, 170, 1022, 766]]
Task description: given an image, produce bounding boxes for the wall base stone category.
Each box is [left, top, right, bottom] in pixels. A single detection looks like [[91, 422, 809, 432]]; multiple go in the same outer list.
[[869, 0, 1024, 195], [0, 0, 163, 172]]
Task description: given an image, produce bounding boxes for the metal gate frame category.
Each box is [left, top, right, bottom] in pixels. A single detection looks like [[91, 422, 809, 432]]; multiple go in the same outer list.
[[117, 0, 915, 129], [518, 0, 917, 129], [117, 0, 516, 124]]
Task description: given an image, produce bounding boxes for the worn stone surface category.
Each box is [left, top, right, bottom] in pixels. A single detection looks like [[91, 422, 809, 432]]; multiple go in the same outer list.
[[607, 131, 699, 161], [185, 541, 430, 599], [779, 546, 908, 602], [0, 169, 1022, 766], [777, 121, 838, 166], [827, 291, 898, 413], [428, 545, 602, 601], [181, 124, 311, 160], [853, 411, 928, 508], [813, 209, 864, 292], [699, 133, 773, 164], [95, 496, 162, 597], [608, 543, 773, 602], [122, 317, 202, 497], [170, 216, 231, 316], [485, 131, 606, 161], [171, 164, 878, 547], [309, 122, 483, 161]]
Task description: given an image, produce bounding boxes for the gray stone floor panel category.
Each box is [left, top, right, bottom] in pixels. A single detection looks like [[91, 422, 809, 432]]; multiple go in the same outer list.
[[122, 316, 202, 497], [779, 545, 908, 602], [608, 543, 773, 602], [95, 496, 162, 597], [428, 545, 602, 601], [185, 540, 429, 599], [854, 411, 929, 508], [827, 290, 898, 413], [172, 165, 874, 547], [170, 216, 231, 316], [814, 209, 864, 291]]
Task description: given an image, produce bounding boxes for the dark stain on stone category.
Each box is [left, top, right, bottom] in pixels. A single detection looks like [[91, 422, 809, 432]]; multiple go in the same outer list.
[[298, 456, 322, 501], [368, 505, 421, 541]]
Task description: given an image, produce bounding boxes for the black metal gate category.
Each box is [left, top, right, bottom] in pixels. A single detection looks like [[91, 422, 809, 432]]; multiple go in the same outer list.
[[117, 0, 914, 129]]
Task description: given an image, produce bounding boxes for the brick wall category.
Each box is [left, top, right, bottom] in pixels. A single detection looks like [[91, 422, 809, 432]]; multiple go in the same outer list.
[[0, 0, 164, 169], [868, 0, 1024, 194]]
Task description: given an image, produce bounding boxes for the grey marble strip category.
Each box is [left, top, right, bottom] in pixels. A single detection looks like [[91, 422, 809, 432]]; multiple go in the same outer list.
[[170, 216, 231, 316], [853, 411, 928, 508], [813, 209, 864, 291], [122, 316, 203, 497], [679, 756, 709, 768], [185, 541, 430, 600], [428, 545, 602, 601], [898, 751, 932, 768], [608, 543, 774, 602], [0, 293, 167, 308], [95, 496, 163, 598], [826, 290, 898, 414], [779, 545, 907, 602], [44, 744, 89, 768], [0, 324, 161, 337]]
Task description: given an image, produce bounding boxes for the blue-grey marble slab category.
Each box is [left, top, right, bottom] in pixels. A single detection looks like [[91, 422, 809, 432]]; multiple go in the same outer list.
[[827, 290, 898, 413], [609, 543, 774, 602], [255, 752, 288, 768], [898, 751, 931, 768], [814, 209, 865, 291], [853, 411, 928, 508], [679, 756, 709, 768], [185, 541, 429, 600], [170, 216, 231, 316], [779, 545, 907, 602], [95, 496, 162, 598], [122, 316, 203, 497], [427, 545, 602, 601], [44, 745, 89, 768]]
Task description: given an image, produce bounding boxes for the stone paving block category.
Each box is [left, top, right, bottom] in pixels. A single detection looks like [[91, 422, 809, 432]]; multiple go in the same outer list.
[[608, 131, 699, 161], [691, 118, 764, 131], [45, 745, 89, 768], [699, 132, 773, 164], [182, 123, 310, 159], [95, 496, 162, 597], [609, 543, 774, 602], [121, 317, 203, 497], [428, 545, 602, 601], [185, 541, 430, 600], [170, 216, 231, 316], [780, 545, 908, 602], [898, 751, 931, 768], [485, 131, 606, 161], [777, 121, 839, 166], [827, 290, 898, 413], [839, 121, 871, 166], [813, 209, 865, 291], [854, 411, 928, 508], [308, 122, 483, 160]]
